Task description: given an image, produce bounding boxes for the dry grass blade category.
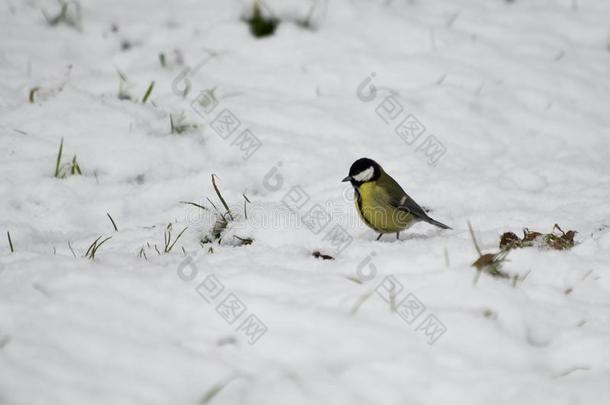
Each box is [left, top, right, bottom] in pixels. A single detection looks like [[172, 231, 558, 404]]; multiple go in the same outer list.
[[211, 174, 234, 220], [242, 194, 250, 219], [233, 235, 253, 245], [137, 246, 148, 260], [350, 290, 375, 315], [469, 222, 510, 285], [468, 221, 482, 255], [67, 241, 76, 258], [54, 137, 64, 178], [164, 225, 188, 253], [206, 197, 221, 213], [180, 201, 209, 211]]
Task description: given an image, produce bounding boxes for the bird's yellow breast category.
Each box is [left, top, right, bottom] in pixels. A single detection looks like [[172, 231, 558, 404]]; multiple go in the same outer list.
[[355, 182, 414, 233]]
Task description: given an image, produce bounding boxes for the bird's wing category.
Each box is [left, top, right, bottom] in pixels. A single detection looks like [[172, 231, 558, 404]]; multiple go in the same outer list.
[[378, 173, 452, 229], [377, 173, 430, 221]]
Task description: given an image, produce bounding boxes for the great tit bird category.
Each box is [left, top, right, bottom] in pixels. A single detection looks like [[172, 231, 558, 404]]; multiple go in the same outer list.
[[342, 158, 451, 240]]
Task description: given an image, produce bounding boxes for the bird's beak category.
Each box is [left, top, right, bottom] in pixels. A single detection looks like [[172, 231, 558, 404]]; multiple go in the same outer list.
[[341, 176, 352, 183]]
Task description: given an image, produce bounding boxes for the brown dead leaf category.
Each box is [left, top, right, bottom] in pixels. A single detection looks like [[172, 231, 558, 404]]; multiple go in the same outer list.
[[312, 250, 334, 260]]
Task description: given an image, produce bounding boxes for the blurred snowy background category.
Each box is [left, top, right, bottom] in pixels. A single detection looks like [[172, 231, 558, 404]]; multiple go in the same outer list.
[[1, 0, 610, 404]]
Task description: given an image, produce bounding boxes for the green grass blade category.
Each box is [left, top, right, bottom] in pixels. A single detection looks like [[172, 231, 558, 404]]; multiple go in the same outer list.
[[84, 235, 102, 257], [142, 81, 155, 103], [106, 212, 118, 231]]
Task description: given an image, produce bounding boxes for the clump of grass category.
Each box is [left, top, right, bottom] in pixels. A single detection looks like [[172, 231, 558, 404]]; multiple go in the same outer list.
[[141, 81, 155, 103], [170, 112, 198, 134], [7, 231, 14, 253], [198, 175, 252, 246], [163, 223, 188, 253], [499, 224, 577, 251], [84, 235, 112, 260], [243, 0, 279, 38], [54, 138, 82, 178], [42, 0, 82, 30], [469, 222, 510, 285]]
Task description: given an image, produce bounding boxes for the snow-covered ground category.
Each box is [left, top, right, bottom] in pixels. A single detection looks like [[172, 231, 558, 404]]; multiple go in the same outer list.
[[1, 0, 610, 404]]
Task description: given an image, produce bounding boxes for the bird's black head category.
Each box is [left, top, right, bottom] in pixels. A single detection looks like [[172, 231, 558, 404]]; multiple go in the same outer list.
[[342, 158, 382, 186]]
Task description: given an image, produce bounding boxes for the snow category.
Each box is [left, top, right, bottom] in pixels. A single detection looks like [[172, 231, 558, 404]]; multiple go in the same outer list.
[[1, 0, 610, 404]]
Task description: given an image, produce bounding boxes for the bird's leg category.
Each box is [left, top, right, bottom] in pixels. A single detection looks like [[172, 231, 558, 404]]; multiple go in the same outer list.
[[396, 232, 400, 240], [376, 233, 383, 241]]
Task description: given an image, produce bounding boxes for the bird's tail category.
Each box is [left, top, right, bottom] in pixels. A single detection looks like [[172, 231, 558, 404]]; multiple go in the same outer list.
[[425, 217, 452, 230]]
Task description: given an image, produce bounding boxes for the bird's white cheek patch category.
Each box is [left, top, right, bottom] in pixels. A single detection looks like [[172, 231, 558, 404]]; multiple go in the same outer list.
[[353, 166, 374, 182]]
